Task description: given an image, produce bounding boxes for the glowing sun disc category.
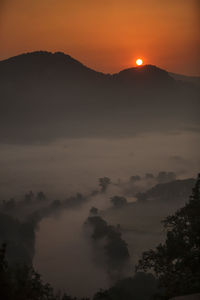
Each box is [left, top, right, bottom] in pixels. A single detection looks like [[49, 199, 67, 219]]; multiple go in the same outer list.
[[136, 58, 143, 66]]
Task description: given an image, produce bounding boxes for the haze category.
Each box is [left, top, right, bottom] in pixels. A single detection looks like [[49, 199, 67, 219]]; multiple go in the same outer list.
[[0, 1, 200, 298], [0, 0, 199, 75]]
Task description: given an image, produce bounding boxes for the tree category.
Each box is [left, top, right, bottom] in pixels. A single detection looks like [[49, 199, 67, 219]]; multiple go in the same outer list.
[[130, 175, 141, 183], [0, 243, 11, 298], [145, 173, 154, 180], [3, 198, 16, 211], [85, 216, 129, 280], [90, 207, 98, 215], [24, 191, 34, 204], [0, 243, 88, 300], [36, 191, 46, 201], [99, 177, 111, 193], [93, 272, 159, 300], [0, 243, 56, 300], [136, 174, 200, 299], [156, 171, 176, 184], [110, 196, 127, 208]]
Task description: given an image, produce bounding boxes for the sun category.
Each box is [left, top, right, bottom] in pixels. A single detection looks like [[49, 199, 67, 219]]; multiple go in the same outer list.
[[136, 58, 143, 66]]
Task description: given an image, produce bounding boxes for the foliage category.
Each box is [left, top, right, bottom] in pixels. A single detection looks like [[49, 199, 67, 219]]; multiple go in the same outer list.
[[130, 175, 141, 183], [93, 272, 159, 300], [136, 174, 200, 299], [90, 207, 99, 215], [0, 244, 89, 300], [110, 196, 127, 208], [0, 213, 35, 265], [85, 216, 129, 279], [99, 178, 111, 193], [156, 172, 176, 184]]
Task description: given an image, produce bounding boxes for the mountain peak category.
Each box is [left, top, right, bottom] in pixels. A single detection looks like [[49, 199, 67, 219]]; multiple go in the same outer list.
[[112, 64, 174, 85], [1, 50, 84, 67], [0, 51, 106, 81], [115, 64, 171, 78]]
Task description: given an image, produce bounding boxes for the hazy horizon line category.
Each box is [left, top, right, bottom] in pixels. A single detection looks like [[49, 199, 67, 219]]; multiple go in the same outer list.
[[1, 50, 200, 78]]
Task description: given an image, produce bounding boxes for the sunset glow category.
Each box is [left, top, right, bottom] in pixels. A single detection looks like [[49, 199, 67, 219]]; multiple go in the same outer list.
[[0, 0, 199, 75], [136, 59, 143, 66]]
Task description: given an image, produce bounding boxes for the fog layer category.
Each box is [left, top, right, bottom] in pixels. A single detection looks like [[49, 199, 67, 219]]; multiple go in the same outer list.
[[0, 132, 199, 199]]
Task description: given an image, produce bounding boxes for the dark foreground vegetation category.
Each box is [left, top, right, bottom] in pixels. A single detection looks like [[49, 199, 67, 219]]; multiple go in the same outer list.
[[84, 215, 130, 281], [137, 173, 200, 299], [0, 174, 199, 299]]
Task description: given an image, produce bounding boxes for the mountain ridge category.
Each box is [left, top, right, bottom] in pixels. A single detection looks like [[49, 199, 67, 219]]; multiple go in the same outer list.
[[1, 51, 199, 84], [0, 51, 174, 82], [0, 51, 199, 144]]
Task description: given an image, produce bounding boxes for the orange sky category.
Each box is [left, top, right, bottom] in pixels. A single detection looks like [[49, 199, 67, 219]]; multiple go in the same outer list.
[[0, 0, 199, 75]]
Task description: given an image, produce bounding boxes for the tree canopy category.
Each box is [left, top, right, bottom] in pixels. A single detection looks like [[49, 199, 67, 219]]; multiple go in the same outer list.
[[136, 174, 200, 299]]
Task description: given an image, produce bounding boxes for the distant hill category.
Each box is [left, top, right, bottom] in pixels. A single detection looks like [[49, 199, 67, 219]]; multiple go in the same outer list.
[[0, 51, 199, 143], [136, 178, 195, 203], [113, 64, 175, 87], [169, 72, 200, 87]]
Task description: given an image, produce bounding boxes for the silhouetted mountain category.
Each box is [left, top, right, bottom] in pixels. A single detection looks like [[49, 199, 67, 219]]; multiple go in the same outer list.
[[0, 51, 107, 82], [0, 51, 199, 143], [1, 51, 175, 84], [112, 64, 175, 87], [169, 72, 200, 87]]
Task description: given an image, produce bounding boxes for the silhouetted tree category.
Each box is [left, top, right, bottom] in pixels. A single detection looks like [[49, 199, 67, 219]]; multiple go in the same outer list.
[[90, 207, 98, 215], [135, 192, 146, 202], [0, 213, 35, 264], [99, 177, 111, 193], [136, 174, 200, 299], [0, 243, 88, 300], [85, 216, 129, 280], [130, 175, 141, 183], [93, 272, 159, 300], [3, 198, 16, 211], [110, 196, 127, 208], [36, 191, 46, 201], [145, 173, 154, 179], [24, 191, 34, 204], [156, 171, 176, 184]]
